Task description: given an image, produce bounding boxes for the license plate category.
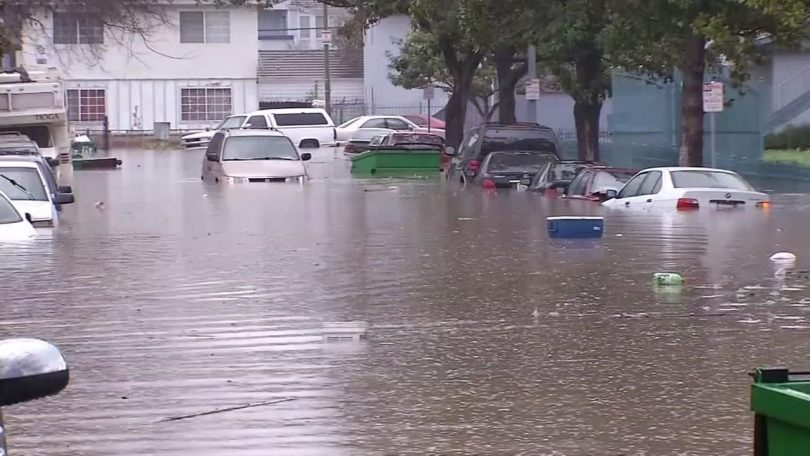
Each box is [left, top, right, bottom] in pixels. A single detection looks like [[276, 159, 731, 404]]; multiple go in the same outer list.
[[710, 200, 745, 208]]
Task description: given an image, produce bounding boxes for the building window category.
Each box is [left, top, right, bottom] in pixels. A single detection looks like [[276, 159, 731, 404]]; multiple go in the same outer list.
[[179, 11, 230, 43], [66, 89, 106, 122], [181, 88, 232, 122], [299, 16, 311, 39], [53, 13, 104, 44]]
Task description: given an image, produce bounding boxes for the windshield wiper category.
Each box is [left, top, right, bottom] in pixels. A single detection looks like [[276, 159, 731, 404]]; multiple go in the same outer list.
[[0, 174, 35, 200], [248, 157, 297, 161]]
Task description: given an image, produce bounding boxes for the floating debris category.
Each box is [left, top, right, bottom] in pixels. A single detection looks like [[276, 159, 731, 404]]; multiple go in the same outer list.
[[321, 321, 368, 342], [771, 252, 797, 262], [653, 273, 684, 286]]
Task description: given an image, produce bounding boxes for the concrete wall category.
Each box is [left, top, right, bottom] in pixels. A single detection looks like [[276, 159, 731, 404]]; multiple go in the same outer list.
[[363, 15, 449, 110]]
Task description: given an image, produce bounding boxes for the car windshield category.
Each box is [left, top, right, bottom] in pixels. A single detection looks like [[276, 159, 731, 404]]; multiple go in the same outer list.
[[592, 170, 635, 191], [338, 117, 362, 128], [402, 115, 427, 127], [222, 136, 299, 161], [0, 144, 38, 155], [486, 153, 555, 173], [671, 170, 753, 190], [217, 116, 246, 129], [0, 167, 48, 201], [0, 193, 21, 224]]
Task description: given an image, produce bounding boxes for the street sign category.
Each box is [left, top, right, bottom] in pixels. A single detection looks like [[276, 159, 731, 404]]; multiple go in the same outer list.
[[703, 81, 724, 113], [525, 78, 541, 101], [322, 30, 332, 44], [422, 85, 435, 100]]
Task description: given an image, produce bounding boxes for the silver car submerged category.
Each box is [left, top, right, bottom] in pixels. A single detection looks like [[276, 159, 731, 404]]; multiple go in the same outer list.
[[201, 129, 311, 183]]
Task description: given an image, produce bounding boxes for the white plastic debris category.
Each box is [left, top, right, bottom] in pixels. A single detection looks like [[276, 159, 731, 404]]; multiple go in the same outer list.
[[321, 321, 368, 342], [94, 201, 105, 210], [72, 134, 92, 144], [770, 252, 797, 262]]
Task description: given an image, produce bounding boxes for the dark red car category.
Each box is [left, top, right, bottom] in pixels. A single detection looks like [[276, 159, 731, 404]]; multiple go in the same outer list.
[[564, 167, 639, 202]]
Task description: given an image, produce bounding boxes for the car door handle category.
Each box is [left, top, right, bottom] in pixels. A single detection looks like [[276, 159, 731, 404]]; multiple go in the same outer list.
[[624, 201, 630, 206], [646, 199, 652, 203]]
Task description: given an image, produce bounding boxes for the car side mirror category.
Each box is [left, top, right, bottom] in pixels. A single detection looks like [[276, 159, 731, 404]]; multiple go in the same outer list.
[[58, 186, 72, 194], [300, 152, 312, 162], [0, 338, 69, 407], [46, 158, 59, 167], [53, 193, 74, 205], [205, 127, 211, 132], [445, 146, 456, 156], [206, 153, 218, 162], [605, 189, 618, 200]]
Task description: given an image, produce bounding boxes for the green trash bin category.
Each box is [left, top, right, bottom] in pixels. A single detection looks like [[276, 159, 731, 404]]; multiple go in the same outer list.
[[751, 367, 810, 455]]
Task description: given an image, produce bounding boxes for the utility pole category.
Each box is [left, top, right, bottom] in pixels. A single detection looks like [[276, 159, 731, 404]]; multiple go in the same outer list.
[[323, 2, 332, 117]]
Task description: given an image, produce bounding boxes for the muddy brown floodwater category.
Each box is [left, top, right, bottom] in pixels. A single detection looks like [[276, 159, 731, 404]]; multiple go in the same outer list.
[[2, 147, 810, 455]]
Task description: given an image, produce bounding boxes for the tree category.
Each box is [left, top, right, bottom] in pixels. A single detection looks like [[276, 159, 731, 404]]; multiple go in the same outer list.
[[607, 0, 810, 166], [536, 0, 611, 161], [388, 30, 498, 121]]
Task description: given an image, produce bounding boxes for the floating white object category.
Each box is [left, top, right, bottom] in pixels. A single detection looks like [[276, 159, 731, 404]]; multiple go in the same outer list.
[[770, 252, 797, 262], [321, 321, 368, 342], [72, 134, 92, 144]]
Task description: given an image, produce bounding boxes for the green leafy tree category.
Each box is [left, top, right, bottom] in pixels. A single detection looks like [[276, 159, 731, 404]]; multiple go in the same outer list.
[[388, 30, 498, 121], [607, 0, 810, 166], [536, 0, 611, 161]]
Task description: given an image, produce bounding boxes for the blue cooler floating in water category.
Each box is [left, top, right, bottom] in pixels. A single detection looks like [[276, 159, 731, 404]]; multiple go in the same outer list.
[[547, 216, 604, 239]]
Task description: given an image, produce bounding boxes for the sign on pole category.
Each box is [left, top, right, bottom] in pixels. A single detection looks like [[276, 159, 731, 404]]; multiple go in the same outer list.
[[422, 85, 435, 100], [525, 78, 541, 101], [703, 81, 724, 113], [322, 30, 332, 44]]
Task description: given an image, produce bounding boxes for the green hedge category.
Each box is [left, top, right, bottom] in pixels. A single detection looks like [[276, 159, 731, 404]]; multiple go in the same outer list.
[[765, 124, 810, 150]]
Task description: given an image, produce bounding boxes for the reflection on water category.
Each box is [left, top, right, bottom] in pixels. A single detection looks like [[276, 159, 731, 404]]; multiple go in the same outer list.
[[2, 147, 810, 454]]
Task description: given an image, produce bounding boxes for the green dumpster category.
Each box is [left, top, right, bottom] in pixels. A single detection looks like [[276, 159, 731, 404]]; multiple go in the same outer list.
[[751, 367, 810, 455]]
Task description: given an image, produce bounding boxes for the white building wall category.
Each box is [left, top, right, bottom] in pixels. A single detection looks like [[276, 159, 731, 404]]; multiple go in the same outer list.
[[66, 79, 257, 131], [20, 2, 259, 131], [363, 16, 449, 111]]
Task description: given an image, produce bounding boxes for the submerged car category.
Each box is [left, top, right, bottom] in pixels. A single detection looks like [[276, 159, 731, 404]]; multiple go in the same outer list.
[[335, 115, 444, 142], [446, 122, 561, 183], [564, 167, 638, 202], [525, 160, 607, 194], [201, 129, 311, 183], [472, 151, 558, 189], [602, 167, 771, 210], [181, 114, 247, 150], [0, 190, 36, 240], [0, 161, 73, 226], [342, 128, 395, 154]]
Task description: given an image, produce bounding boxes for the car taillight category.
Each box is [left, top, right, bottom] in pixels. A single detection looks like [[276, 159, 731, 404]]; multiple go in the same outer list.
[[757, 201, 772, 209], [482, 179, 497, 189], [469, 160, 481, 173], [676, 198, 700, 210]]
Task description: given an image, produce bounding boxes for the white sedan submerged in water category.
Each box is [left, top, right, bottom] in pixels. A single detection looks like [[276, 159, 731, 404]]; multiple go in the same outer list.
[[602, 167, 771, 210]]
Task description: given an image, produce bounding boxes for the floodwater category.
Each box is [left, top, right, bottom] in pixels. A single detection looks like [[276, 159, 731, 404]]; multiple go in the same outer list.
[[3, 147, 810, 455]]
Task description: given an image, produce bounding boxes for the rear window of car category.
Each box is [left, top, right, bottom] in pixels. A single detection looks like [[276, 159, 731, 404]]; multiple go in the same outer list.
[[592, 170, 635, 191], [0, 193, 21, 224], [486, 153, 555, 173], [272, 112, 329, 127], [671, 170, 753, 190], [391, 133, 443, 146], [550, 163, 587, 182], [481, 129, 557, 155]]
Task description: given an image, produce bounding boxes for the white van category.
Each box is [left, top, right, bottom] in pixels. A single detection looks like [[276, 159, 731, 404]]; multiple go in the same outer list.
[[242, 108, 335, 148]]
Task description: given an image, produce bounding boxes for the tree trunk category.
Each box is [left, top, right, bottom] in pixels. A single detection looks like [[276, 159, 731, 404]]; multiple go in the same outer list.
[[440, 41, 480, 149], [571, 44, 606, 162], [574, 102, 602, 161], [494, 47, 527, 124], [679, 35, 706, 167]]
